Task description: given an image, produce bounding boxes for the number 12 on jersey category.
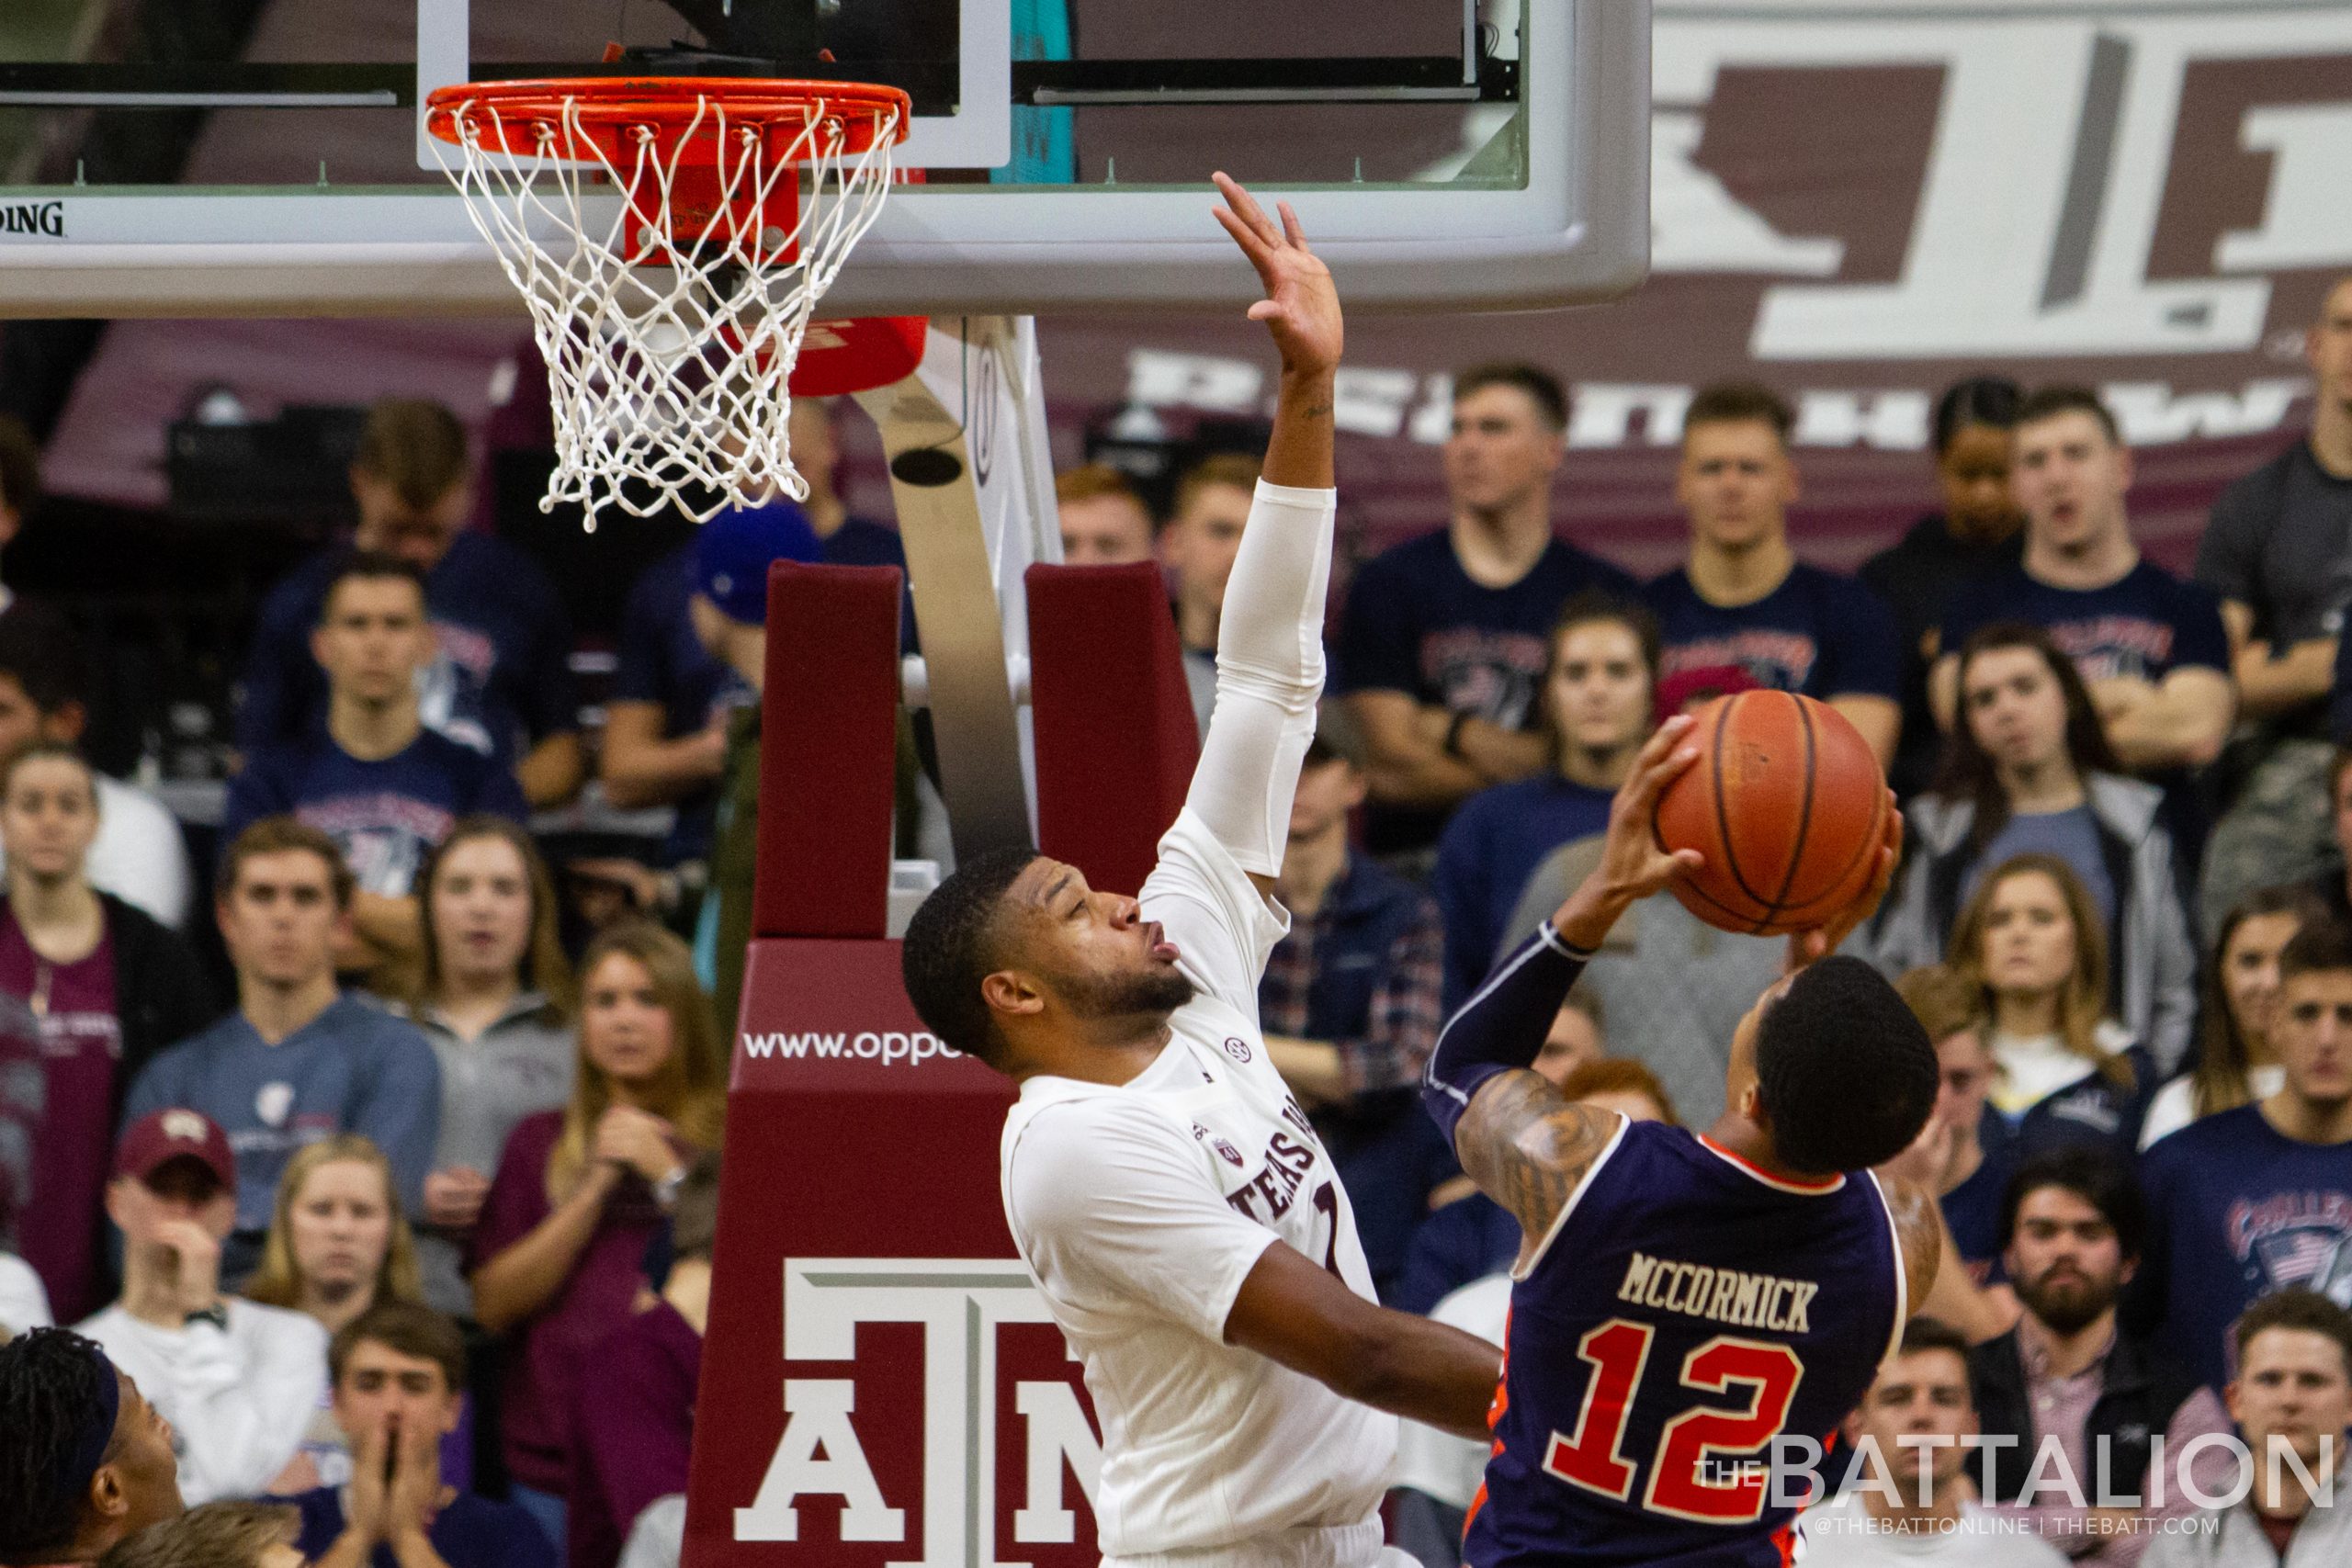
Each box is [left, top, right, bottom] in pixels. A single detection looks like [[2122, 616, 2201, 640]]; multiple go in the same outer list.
[[1541, 1317, 1805, 1524]]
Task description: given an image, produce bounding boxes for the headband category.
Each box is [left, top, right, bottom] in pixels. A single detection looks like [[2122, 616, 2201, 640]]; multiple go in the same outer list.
[[56, 1339, 122, 1500]]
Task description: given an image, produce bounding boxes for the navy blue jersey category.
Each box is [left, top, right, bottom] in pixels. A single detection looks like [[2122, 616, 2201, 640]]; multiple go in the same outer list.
[[1466, 1118, 1904, 1568]]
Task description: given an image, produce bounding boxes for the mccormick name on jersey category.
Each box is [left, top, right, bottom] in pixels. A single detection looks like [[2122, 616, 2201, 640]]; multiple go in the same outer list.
[[1618, 1251, 1821, 1335]]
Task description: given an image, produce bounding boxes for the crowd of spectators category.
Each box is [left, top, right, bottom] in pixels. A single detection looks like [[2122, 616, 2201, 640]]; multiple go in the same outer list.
[[0, 273, 2348, 1565]]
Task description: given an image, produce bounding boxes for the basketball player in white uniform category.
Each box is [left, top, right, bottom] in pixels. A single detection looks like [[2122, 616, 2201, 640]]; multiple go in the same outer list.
[[899, 176, 1500, 1568]]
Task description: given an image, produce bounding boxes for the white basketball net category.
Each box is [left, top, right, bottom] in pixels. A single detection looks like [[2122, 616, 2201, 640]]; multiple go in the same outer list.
[[430, 89, 902, 525]]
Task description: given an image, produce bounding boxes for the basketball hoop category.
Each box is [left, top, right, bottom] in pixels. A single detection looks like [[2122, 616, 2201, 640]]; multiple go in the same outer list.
[[424, 76, 916, 525]]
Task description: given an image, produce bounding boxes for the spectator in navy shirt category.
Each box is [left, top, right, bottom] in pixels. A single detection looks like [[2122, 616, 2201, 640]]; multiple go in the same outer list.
[[1335, 363, 1636, 863], [122, 819, 442, 1282], [1860, 377, 2026, 799], [238, 400, 583, 807], [2127, 918, 2352, 1393], [599, 399, 903, 866], [1643, 380, 1902, 767], [1433, 592, 1652, 1007], [225, 554, 527, 985], [2198, 276, 2352, 932], [290, 1301, 552, 1568], [1933, 388, 2233, 858]]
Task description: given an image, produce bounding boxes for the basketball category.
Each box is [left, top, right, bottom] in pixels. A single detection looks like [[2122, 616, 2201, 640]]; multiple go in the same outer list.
[[1652, 691, 1891, 936]]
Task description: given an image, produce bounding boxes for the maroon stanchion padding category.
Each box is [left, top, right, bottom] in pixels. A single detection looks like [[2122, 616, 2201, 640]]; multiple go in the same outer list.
[[751, 559, 904, 941], [1026, 561, 1201, 897], [687, 559, 1103, 1565]]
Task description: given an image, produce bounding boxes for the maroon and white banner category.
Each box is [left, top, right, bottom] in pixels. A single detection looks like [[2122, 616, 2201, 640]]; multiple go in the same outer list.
[[1023, 1, 2352, 581]]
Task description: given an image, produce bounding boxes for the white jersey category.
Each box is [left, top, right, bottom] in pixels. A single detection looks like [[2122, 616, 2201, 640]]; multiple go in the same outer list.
[[1001, 809, 1396, 1562]]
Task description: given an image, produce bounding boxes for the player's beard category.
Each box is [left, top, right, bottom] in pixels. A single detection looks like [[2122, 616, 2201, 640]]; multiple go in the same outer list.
[[1058, 962, 1197, 1024], [2017, 1262, 2117, 1336]]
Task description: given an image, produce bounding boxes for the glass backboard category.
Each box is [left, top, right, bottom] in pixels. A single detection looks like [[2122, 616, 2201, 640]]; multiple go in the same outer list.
[[0, 0, 1647, 316]]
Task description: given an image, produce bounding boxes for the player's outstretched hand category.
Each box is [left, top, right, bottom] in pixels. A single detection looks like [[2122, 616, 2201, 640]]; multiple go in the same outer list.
[[1785, 789, 1903, 971], [1211, 172, 1341, 378], [1555, 716, 1705, 950]]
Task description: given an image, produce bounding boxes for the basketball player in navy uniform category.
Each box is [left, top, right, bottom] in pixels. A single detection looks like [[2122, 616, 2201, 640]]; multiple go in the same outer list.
[[901, 175, 1498, 1568], [1424, 719, 1946, 1567]]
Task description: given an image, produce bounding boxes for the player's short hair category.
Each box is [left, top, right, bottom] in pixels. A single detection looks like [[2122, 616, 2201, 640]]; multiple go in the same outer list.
[[1171, 453, 1261, 519], [901, 846, 1041, 1068], [0, 413, 40, 519], [1562, 981, 1604, 1033], [2016, 384, 2121, 446], [319, 549, 429, 624], [95, 1500, 299, 1568], [1054, 464, 1148, 513], [1893, 1315, 1972, 1369], [219, 816, 356, 912], [1894, 964, 1984, 1047], [2234, 1289, 2352, 1382], [353, 398, 469, 509], [1996, 1146, 2145, 1262], [1684, 380, 1794, 444], [1453, 363, 1567, 432], [1754, 956, 1936, 1176], [0, 610, 86, 716], [1930, 377, 2024, 456], [328, 1300, 465, 1393], [2278, 919, 2352, 986]]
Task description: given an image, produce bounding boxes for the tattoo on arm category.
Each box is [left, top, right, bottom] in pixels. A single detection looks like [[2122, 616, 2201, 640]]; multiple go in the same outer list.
[[1883, 1177, 1946, 1311], [1454, 1069, 1619, 1242]]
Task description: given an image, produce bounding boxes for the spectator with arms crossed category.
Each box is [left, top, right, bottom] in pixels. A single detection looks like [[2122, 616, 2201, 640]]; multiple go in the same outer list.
[[1336, 362, 1636, 865], [238, 400, 582, 807], [1934, 387, 2233, 858], [224, 554, 528, 984], [1643, 381, 1903, 767], [122, 820, 441, 1282]]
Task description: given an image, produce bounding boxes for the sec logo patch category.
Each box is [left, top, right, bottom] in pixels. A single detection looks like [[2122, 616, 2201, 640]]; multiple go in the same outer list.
[[1223, 1037, 1251, 1063]]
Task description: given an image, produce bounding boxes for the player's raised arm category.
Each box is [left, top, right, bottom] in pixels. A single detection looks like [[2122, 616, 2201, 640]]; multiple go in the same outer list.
[[1423, 719, 1707, 1240], [1179, 175, 1342, 898]]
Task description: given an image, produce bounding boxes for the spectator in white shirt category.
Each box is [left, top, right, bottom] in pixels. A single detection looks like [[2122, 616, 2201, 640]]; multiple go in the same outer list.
[[0, 614, 192, 931], [1, 1246, 51, 1337], [75, 1110, 326, 1506], [1795, 1316, 2068, 1566]]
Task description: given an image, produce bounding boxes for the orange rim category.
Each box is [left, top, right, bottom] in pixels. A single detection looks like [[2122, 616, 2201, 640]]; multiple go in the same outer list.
[[424, 76, 912, 160]]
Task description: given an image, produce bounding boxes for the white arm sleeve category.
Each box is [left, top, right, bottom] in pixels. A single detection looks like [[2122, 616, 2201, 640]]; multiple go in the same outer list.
[[1182, 479, 1336, 878]]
